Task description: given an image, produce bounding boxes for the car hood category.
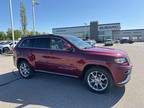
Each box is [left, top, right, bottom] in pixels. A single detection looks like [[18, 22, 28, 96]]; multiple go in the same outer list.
[[83, 47, 127, 57], [0, 44, 10, 48]]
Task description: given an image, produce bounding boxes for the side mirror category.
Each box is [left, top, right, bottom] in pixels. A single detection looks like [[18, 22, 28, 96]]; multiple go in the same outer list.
[[65, 44, 74, 52]]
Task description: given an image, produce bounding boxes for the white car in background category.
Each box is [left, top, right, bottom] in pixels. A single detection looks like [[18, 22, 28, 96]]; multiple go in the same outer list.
[[85, 40, 97, 47], [0, 41, 18, 54], [104, 39, 114, 46]]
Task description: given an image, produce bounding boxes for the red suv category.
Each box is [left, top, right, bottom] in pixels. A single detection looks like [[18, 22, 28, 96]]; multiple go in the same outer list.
[[13, 34, 132, 93]]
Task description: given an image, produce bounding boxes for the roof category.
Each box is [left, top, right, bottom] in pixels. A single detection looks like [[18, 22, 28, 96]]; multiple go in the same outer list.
[[21, 34, 74, 40], [21, 34, 59, 39]]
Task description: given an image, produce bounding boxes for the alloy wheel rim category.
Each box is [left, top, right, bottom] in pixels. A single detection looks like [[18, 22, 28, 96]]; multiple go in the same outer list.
[[19, 63, 30, 77], [87, 71, 108, 91]]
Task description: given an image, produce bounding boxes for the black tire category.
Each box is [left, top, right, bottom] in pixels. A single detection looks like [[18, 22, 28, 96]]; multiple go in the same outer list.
[[18, 60, 34, 79], [84, 67, 113, 94], [3, 47, 10, 53]]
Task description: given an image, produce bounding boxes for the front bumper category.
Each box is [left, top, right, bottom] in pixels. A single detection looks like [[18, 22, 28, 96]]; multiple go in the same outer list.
[[110, 64, 132, 86], [116, 69, 131, 86]]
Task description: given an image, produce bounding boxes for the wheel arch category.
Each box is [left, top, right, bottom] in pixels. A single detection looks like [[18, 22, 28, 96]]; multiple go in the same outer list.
[[82, 64, 114, 81], [3, 47, 10, 53], [17, 58, 29, 68]]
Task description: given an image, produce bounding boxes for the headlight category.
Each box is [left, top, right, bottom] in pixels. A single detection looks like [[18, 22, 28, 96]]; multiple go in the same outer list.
[[114, 58, 127, 64]]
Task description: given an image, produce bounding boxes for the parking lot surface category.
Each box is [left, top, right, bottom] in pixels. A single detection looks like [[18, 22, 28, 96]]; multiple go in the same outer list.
[[0, 43, 144, 108]]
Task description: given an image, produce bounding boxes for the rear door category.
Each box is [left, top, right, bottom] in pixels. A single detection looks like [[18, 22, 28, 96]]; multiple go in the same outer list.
[[31, 37, 52, 71]]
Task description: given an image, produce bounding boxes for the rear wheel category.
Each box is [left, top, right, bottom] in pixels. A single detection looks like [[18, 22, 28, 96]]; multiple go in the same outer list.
[[18, 61, 33, 79], [84, 67, 113, 93], [3, 47, 10, 53]]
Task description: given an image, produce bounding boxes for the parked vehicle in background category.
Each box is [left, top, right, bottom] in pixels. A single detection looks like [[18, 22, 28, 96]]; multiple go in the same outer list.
[[85, 40, 97, 47], [104, 39, 113, 46], [114, 40, 120, 44], [13, 34, 132, 93], [120, 39, 134, 44], [0, 41, 18, 54], [9, 41, 19, 47], [0, 41, 8, 44]]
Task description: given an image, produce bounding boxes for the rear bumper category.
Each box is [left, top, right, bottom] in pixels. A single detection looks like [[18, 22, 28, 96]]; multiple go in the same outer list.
[[105, 43, 113, 46]]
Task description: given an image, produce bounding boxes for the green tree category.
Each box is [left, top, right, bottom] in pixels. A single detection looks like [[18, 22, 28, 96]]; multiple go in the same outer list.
[[14, 30, 22, 40], [7, 28, 12, 40], [27, 31, 34, 36], [20, 1, 27, 36], [35, 31, 41, 35], [7, 29, 22, 40], [0, 32, 6, 40], [27, 31, 41, 36]]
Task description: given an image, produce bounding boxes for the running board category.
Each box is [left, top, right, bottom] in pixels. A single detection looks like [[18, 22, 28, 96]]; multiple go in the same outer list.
[[35, 70, 79, 78]]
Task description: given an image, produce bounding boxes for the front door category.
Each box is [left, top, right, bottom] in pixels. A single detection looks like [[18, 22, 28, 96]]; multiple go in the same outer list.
[[44, 37, 82, 76]]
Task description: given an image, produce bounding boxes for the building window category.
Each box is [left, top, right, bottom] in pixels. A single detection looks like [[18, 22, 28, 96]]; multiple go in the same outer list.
[[99, 31, 105, 35]]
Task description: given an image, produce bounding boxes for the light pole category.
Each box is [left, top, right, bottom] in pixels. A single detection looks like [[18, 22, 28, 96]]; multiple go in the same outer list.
[[32, 0, 39, 35], [9, 0, 15, 47]]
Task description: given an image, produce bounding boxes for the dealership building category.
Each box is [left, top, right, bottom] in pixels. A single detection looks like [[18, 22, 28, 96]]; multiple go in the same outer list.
[[52, 21, 144, 42], [120, 29, 144, 42]]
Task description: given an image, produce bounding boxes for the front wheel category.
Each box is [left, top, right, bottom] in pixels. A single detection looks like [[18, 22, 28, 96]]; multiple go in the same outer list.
[[84, 67, 113, 93], [18, 61, 33, 79]]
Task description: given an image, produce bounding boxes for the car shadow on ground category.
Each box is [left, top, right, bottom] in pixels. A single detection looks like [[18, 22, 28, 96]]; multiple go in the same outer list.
[[0, 71, 125, 108]]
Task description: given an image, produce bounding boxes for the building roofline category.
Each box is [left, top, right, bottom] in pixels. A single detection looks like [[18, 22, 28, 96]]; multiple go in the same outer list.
[[99, 23, 120, 26], [53, 25, 89, 30], [121, 29, 144, 31], [52, 23, 121, 30]]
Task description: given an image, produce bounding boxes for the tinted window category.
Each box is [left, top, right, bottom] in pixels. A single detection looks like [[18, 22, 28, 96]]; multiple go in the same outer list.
[[33, 38, 50, 49], [50, 38, 66, 50], [20, 39, 32, 47]]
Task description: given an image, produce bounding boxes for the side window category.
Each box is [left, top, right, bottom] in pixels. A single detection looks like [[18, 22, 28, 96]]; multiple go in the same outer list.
[[50, 38, 67, 51], [20, 39, 31, 47], [33, 38, 50, 49]]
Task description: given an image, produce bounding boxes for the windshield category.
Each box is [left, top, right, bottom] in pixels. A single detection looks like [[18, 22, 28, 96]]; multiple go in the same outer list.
[[65, 36, 92, 49]]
